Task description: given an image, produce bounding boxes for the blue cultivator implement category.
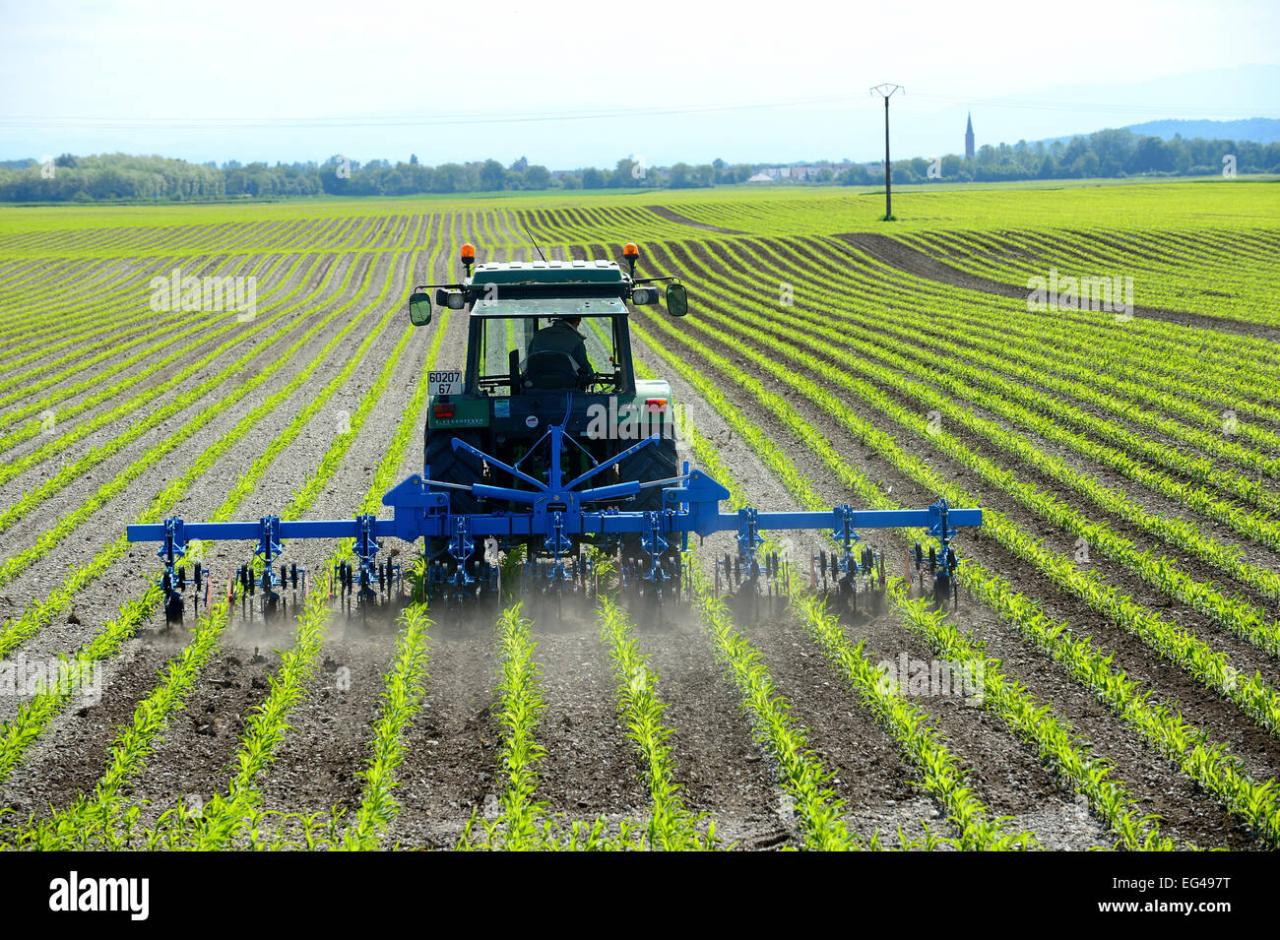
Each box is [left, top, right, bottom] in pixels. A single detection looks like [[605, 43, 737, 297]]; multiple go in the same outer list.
[[126, 243, 981, 622]]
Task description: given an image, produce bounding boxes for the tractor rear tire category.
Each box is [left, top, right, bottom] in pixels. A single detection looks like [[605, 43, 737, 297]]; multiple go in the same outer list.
[[615, 434, 679, 562], [425, 428, 486, 515], [424, 428, 486, 564], [616, 434, 679, 513]]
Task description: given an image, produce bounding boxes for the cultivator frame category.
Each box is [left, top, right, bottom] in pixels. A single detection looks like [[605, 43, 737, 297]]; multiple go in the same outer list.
[[128, 417, 981, 621]]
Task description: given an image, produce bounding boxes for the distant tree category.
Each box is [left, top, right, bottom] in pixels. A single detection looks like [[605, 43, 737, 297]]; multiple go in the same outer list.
[[433, 162, 466, 193], [523, 164, 551, 189], [612, 158, 640, 187], [1130, 136, 1176, 173], [479, 159, 506, 191]]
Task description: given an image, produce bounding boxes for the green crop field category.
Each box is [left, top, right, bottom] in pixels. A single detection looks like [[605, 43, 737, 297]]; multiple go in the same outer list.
[[1, 178, 1278, 852]]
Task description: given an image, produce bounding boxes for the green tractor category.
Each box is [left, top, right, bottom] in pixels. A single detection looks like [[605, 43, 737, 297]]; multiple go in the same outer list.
[[406, 242, 690, 574]]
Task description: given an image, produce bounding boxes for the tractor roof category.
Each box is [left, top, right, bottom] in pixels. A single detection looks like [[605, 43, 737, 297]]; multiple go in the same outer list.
[[466, 259, 631, 316], [469, 259, 625, 286], [469, 296, 627, 318]]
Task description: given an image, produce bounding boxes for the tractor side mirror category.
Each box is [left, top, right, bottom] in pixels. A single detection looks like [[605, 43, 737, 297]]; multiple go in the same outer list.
[[665, 282, 689, 317], [408, 291, 432, 326], [435, 288, 467, 310], [631, 286, 660, 305]]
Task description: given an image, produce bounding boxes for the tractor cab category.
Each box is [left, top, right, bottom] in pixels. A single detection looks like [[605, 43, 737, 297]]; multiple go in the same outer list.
[[405, 243, 690, 561], [465, 263, 638, 398]]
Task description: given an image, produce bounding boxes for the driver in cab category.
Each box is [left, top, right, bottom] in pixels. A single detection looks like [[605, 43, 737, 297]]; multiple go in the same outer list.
[[526, 316, 593, 387]]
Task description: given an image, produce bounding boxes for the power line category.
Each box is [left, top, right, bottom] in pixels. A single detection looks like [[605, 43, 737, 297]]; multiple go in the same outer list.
[[0, 88, 1268, 133], [0, 94, 856, 131]]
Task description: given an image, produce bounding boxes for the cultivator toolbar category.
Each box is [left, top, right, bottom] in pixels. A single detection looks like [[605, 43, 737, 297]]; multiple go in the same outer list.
[[127, 420, 981, 623]]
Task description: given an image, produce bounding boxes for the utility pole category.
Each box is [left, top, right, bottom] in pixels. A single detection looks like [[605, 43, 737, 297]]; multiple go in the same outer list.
[[869, 83, 904, 220]]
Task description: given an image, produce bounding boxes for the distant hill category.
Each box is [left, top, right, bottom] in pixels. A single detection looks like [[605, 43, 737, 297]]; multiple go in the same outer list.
[[1040, 118, 1280, 147], [1122, 118, 1280, 144]]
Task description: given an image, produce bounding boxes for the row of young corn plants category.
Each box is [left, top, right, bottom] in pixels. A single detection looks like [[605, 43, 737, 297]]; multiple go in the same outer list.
[[462, 604, 557, 850], [596, 592, 716, 850], [665, 364, 1041, 850], [737, 237, 1280, 517], [337, 601, 432, 850], [632, 311, 1280, 848], [0, 254, 397, 660], [0, 255, 343, 528], [0, 253, 249, 374], [690, 247, 1280, 647], [762, 230, 1280, 446], [0, 252, 198, 350], [0, 277, 432, 805], [0, 580, 171, 790], [176, 583, 336, 850], [1, 304, 447, 850], [737, 235, 1280, 477], [0, 257, 270, 416], [904, 227, 1280, 328], [0, 251, 330, 445], [0, 252, 329, 457], [454, 557, 645, 853], [0, 254, 381, 592], [632, 339, 1031, 851], [332, 309, 448, 850], [682, 558, 858, 850], [642, 273, 1280, 739], [142, 314, 430, 851]]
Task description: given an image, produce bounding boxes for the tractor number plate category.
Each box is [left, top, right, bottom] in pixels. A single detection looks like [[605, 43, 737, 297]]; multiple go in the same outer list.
[[429, 370, 463, 396]]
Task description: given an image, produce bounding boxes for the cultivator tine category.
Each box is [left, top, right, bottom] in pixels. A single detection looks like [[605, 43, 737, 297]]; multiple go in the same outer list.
[[812, 548, 829, 594], [907, 522, 963, 611]]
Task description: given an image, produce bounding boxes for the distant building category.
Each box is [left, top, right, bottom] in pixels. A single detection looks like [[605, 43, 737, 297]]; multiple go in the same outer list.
[[747, 172, 774, 183], [965, 113, 975, 159]]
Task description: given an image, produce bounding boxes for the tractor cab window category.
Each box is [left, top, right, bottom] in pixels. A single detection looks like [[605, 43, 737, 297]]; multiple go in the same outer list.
[[476, 315, 622, 394]]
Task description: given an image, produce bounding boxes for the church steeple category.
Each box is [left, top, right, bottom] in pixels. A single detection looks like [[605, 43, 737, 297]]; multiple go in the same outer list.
[[965, 112, 975, 160]]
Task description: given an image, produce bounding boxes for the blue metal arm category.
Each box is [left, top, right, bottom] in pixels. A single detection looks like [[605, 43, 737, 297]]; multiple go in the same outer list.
[[126, 422, 982, 595]]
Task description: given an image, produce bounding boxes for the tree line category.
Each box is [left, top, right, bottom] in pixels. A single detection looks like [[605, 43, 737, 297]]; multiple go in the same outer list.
[[1, 129, 1276, 203], [859, 129, 1280, 185]]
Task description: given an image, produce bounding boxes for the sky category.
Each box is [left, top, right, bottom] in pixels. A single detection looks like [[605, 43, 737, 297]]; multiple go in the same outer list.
[[1, 0, 1277, 168]]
